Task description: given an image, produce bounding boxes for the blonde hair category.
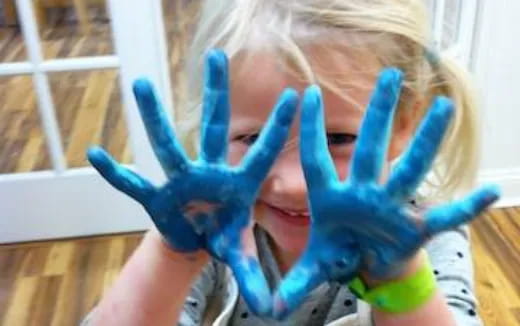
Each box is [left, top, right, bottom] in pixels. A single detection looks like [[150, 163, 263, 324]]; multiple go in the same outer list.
[[174, 0, 480, 200]]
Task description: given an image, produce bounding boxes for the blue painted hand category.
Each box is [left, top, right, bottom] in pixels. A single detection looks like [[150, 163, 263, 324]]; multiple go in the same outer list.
[[272, 68, 500, 319], [87, 49, 299, 316]]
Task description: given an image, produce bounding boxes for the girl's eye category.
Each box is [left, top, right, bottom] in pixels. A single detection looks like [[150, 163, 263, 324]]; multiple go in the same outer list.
[[235, 133, 355, 146], [236, 134, 260, 145], [327, 133, 357, 146]]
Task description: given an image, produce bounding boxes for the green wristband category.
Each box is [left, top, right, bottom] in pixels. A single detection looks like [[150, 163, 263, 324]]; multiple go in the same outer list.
[[348, 251, 437, 314]]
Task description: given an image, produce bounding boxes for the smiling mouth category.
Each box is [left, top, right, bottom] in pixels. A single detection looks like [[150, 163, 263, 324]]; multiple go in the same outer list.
[[263, 202, 311, 226]]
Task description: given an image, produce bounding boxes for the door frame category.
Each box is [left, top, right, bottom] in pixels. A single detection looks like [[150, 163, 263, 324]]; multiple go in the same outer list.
[[0, 0, 171, 243]]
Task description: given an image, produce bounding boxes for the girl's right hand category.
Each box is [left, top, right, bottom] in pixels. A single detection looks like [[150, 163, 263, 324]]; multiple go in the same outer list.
[[87, 49, 299, 316]]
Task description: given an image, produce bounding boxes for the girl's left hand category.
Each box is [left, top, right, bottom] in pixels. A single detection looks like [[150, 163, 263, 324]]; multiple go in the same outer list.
[[272, 68, 500, 319]]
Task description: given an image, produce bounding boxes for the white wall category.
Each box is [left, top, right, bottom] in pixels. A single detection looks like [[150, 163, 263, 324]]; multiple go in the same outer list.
[[474, 1, 520, 207]]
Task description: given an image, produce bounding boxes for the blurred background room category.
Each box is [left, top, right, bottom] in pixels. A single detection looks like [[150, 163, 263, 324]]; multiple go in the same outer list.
[[0, 1, 519, 325]]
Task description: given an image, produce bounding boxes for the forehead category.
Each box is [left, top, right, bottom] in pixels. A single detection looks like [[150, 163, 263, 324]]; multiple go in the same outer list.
[[228, 46, 380, 122]]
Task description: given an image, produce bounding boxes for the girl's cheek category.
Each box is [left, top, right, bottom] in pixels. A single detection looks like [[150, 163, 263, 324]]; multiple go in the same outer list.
[[228, 143, 248, 166], [334, 159, 350, 180], [331, 151, 353, 181]]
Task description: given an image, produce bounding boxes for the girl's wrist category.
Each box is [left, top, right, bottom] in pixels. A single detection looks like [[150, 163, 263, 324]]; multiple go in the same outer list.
[[361, 251, 425, 288], [349, 250, 437, 315], [145, 227, 210, 270]]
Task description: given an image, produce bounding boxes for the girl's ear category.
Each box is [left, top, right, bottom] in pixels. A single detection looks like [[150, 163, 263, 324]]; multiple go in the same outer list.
[[388, 99, 425, 161]]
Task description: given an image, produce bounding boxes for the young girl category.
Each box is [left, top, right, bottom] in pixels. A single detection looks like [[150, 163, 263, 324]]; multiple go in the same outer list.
[[82, 1, 499, 325]]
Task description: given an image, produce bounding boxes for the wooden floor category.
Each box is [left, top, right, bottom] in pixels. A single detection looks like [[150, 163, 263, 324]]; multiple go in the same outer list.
[[0, 208, 518, 325], [0, 0, 201, 172]]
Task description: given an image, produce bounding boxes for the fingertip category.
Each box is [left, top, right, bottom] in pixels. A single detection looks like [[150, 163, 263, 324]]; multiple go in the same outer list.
[[229, 256, 273, 317], [207, 48, 227, 64], [280, 87, 299, 105], [301, 85, 323, 123], [432, 96, 455, 119], [303, 85, 322, 106], [132, 78, 154, 99], [205, 49, 229, 89], [478, 183, 502, 206], [244, 291, 272, 317], [275, 88, 299, 125], [379, 67, 404, 87], [86, 146, 107, 164], [270, 271, 314, 320], [306, 84, 322, 95], [87, 147, 118, 176], [272, 294, 291, 320]]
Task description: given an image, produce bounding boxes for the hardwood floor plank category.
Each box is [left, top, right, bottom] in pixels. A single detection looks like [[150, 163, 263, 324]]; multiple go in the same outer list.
[[64, 70, 116, 167], [102, 237, 126, 291], [18, 245, 51, 277], [43, 242, 75, 276], [28, 276, 62, 326], [474, 213, 520, 295], [1, 276, 39, 326], [472, 223, 520, 325], [15, 129, 46, 172], [0, 247, 28, 319]]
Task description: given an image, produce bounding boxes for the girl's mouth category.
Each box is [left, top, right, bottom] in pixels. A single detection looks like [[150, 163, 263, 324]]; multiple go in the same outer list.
[[263, 202, 311, 227]]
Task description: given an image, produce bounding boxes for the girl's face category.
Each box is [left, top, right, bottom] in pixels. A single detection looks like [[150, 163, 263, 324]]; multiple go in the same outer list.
[[227, 50, 413, 262]]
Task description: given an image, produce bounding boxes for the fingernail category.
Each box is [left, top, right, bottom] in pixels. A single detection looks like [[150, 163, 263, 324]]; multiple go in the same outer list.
[[305, 85, 321, 108], [206, 49, 228, 88], [483, 184, 501, 202], [132, 78, 154, 102], [433, 96, 454, 118], [277, 88, 298, 125], [272, 295, 289, 320], [380, 67, 403, 90]]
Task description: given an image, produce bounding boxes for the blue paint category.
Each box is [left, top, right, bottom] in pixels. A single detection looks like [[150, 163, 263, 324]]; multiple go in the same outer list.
[[88, 49, 299, 316], [273, 68, 500, 319]]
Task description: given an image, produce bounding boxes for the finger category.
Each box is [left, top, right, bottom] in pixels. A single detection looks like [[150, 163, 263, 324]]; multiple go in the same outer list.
[[272, 250, 326, 320], [87, 146, 156, 203], [133, 78, 189, 176], [386, 97, 454, 201], [423, 184, 501, 236], [300, 85, 338, 189], [239, 88, 298, 183], [350, 68, 403, 184], [199, 49, 231, 164]]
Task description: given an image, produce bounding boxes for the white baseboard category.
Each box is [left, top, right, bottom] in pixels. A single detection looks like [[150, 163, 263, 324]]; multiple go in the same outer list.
[[478, 168, 520, 208]]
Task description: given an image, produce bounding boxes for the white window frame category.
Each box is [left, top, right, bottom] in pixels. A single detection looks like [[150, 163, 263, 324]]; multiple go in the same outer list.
[[430, 0, 480, 68], [0, 0, 171, 243]]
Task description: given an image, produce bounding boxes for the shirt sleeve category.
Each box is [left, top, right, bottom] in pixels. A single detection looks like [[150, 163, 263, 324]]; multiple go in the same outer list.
[[425, 226, 484, 326], [177, 259, 225, 326]]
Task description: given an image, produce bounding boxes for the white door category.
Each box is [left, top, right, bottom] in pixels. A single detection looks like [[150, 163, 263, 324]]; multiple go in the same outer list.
[[473, 0, 520, 206], [0, 0, 172, 243], [427, 0, 480, 68]]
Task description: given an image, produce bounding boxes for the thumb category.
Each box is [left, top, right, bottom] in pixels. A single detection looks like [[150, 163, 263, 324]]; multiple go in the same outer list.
[[212, 224, 272, 317], [272, 249, 326, 320], [228, 253, 272, 317]]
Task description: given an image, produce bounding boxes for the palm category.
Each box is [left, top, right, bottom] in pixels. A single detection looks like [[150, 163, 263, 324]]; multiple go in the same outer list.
[[87, 50, 298, 316], [311, 182, 424, 278], [273, 68, 499, 319], [143, 165, 247, 250]]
